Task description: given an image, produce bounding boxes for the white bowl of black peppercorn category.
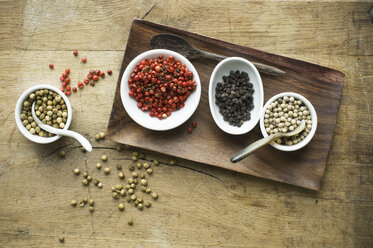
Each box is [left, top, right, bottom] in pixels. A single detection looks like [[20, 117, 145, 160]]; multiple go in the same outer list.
[[209, 57, 264, 135]]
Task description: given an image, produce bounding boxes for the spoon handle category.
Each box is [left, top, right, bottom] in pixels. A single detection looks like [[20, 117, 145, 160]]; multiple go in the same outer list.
[[196, 49, 286, 76], [230, 134, 280, 163]]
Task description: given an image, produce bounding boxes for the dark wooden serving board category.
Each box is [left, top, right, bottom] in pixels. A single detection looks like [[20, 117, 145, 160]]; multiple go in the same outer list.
[[107, 19, 344, 191]]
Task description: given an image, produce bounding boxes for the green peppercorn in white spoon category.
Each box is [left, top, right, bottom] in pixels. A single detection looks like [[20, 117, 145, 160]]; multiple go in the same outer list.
[[31, 102, 92, 152]]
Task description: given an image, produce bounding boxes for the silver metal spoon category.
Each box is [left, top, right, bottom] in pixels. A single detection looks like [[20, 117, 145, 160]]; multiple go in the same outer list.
[[231, 120, 306, 163], [150, 33, 286, 76], [32, 102, 92, 152]]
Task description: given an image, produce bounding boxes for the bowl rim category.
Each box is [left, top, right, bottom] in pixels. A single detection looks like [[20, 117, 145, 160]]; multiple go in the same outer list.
[[15, 84, 72, 144], [120, 49, 201, 131], [259, 92, 318, 151], [208, 57, 264, 135]]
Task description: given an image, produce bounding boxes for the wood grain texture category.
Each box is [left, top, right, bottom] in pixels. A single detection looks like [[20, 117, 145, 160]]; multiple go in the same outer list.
[[107, 20, 344, 191], [0, 0, 372, 247]]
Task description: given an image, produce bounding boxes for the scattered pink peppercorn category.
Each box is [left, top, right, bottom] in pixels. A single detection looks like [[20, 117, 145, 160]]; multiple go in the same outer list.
[[62, 82, 67, 88], [87, 74, 93, 80], [72, 87, 77, 93], [100, 72, 105, 78], [60, 76, 65, 82], [65, 91, 71, 96], [78, 82, 84, 89], [84, 78, 89, 85], [192, 121, 197, 128], [73, 50, 78, 56], [92, 75, 99, 81], [90, 69, 95, 75], [66, 85, 71, 91], [65, 68, 70, 74], [81, 57, 87, 63], [62, 72, 67, 78], [49, 64, 54, 69], [187, 127, 193, 134], [95, 70, 101, 76], [60, 87, 64, 91], [107, 69, 112, 75], [65, 78, 71, 84]]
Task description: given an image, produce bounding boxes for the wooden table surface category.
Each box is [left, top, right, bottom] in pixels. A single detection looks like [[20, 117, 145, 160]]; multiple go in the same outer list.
[[0, 1, 372, 247]]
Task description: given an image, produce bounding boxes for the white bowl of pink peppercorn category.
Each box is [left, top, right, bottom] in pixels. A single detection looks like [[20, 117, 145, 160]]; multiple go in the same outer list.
[[120, 49, 201, 131]]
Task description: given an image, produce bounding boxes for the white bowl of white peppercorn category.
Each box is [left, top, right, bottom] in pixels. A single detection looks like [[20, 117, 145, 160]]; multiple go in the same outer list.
[[15, 84, 72, 144], [209, 57, 264, 135], [259, 92, 317, 151]]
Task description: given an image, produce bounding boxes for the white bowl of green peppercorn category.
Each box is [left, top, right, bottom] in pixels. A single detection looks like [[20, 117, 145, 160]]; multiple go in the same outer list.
[[209, 57, 264, 135], [15, 84, 72, 144]]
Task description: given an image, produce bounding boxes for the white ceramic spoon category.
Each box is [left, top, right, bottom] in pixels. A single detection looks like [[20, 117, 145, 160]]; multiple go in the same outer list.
[[32, 102, 92, 152]]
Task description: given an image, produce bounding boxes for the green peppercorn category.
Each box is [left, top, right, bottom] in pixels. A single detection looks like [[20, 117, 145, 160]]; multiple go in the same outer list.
[[128, 164, 135, 171], [58, 236, 65, 243], [170, 160, 176, 165], [132, 151, 139, 157], [118, 172, 125, 179], [96, 163, 102, 169], [104, 167, 110, 174], [127, 198, 132, 203], [128, 189, 134, 194], [116, 184, 123, 190], [138, 153, 145, 159], [128, 219, 133, 225], [132, 172, 138, 178], [133, 178, 138, 184], [140, 179, 147, 186], [99, 132, 105, 139], [101, 155, 108, 162], [93, 179, 100, 185], [152, 193, 158, 199], [95, 134, 100, 141], [83, 198, 88, 203], [73, 168, 80, 175], [143, 162, 150, 169], [140, 173, 145, 179], [82, 179, 88, 186], [146, 168, 153, 174], [88, 199, 95, 206], [58, 150, 65, 158], [128, 178, 134, 184], [79, 201, 85, 207], [129, 183, 135, 189], [132, 156, 137, 162], [145, 202, 151, 208], [130, 195, 137, 201], [125, 184, 131, 190], [86, 176, 92, 182], [89, 206, 95, 212], [137, 203, 143, 210], [118, 203, 125, 211], [98, 182, 103, 188], [83, 172, 88, 178], [134, 200, 139, 206], [141, 186, 146, 192], [112, 192, 119, 199], [70, 200, 77, 207], [81, 147, 87, 153], [116, 164, 122, 170], [154, 160, 160, 166], [146, 188, 151, 194], [137, 197, 143, 203], [120, 189, 126, 196]]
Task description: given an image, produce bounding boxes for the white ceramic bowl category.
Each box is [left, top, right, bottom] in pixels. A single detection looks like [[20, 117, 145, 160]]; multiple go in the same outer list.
[[208, 57, 264, 135], [259, 92, 317, 151], [15, 84, 72, 144], [120, 49, 201, 131]]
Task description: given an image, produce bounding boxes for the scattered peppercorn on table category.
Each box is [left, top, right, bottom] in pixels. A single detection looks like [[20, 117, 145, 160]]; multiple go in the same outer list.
[[0, 1, 372, 248]]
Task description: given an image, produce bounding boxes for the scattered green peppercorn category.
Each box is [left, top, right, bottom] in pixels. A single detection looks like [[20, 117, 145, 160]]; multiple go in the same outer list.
[[145, 202, 151, 208], [128, 164, 135, 171], [116, 184, 123, 190], [95, 134, 100, 141], [104, 167, 110, 174], [132, 172, 138, 178], [152, 193, 158, 199], [129, 183, 135, 189], [137, 197, 143, 203], [118, 203, 125, 211], [82, 179, 88, 186], [58, 150, 65, 158], [146, 168, 153, 174], [143, 162, 150, 169], [128, 189, 134, 194], [128, 178, 134, 184], [118, 172, 124, 179], [58, 236, 65, 243], [170, 160, 176, 165], [93, 179, 100, 186], [83, 198, 88, 203], [138, 153, 145, 159], [141, 186, 146, 192], [146, 188, 151, 194], [86, 176, 92, 182], [132, 156, 137, 162], [128, 219, 133, 225], [81, 147, 87, 153], [98, 182, 103, 188], [79, 201, 85, 207], [140, 179, 147, 186], [136, 162, 142, 169], [89, 206, 95, 212], [99, 132, 105, 139], [120, 189, 126, 196], [112, 192, 119, 199], [116, 164, 122, 170], [130, 195, 137, 201], [96, 163, 102, 169], [125, 184, 131, 190], [73, 168, 80, 175], [133, 178, 138, 184], [137, 203, 143, 210], [127, 198, 132, 203], [83, 172, 88, 178], [154, 160, 160, 166], [89, 199, 95, 206], [101, 155, 108, 162], [140, 173, 145, 179], [70, 200, 77, 207], [132, 151, 139, 157]]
